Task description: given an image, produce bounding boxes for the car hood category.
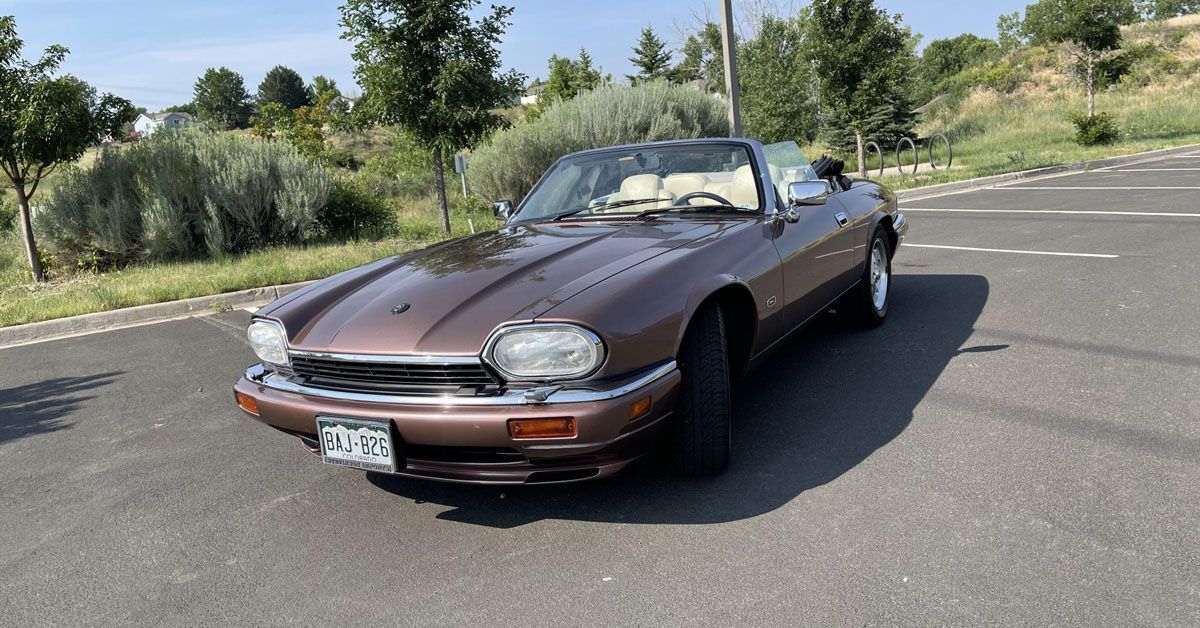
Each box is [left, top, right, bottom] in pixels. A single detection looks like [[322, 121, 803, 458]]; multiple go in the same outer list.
[[264, 220, 729, 356]]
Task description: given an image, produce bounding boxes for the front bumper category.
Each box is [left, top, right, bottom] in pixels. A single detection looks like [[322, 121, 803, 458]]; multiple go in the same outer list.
[[233, 362, 681, 484], [893, 211, 908, 248]]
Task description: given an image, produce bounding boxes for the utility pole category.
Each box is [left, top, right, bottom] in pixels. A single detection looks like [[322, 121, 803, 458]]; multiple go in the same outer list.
[[718, 0, 742, 137]]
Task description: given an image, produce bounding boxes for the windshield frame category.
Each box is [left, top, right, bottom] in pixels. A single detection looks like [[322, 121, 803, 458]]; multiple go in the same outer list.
[[508, 139, 772, 224]]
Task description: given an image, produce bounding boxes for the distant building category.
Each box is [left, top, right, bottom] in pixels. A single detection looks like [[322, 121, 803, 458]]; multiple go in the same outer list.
[[133, 111, 193, 138], [520, 81, 544, 106]]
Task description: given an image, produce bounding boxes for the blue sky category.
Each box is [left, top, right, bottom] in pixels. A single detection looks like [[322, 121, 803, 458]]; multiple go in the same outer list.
[[0, 0, 1028, 111]]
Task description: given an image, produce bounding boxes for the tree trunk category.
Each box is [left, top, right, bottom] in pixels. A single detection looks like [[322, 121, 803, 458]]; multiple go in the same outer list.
[[14, 183, 45, 283], [1086, 54, 1096, 118], [432, 146, 451, 236], [855, 128, 866, 178]]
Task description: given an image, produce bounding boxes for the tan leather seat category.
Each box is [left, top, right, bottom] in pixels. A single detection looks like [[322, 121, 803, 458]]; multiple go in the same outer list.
[[703, 174, 733, 201], [663, 174, 711, 205], [729, 165, 760, 208], [602, 174, 675, 211]]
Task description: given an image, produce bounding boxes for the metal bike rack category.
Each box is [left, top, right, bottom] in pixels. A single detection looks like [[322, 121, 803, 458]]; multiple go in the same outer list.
[[895, 137, 919, 175], [927, 133, 953, 170], [864, 133, 953, 175], [864, 141, 884, 178]]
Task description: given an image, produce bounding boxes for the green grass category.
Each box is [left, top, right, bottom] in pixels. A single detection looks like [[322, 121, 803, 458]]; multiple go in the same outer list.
[[876, 79, 1200, 191], [0, 237, 430, 327], [807, 16, 1200, 191], [0, 202, 500, 327]]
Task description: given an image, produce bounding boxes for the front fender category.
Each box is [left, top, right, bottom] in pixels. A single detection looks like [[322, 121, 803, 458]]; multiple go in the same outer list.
[[675, 274, 758, 357], [535, 219, 779, 381]]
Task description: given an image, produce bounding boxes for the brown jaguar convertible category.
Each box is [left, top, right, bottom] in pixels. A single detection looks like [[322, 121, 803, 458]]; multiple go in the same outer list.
[[233, 138, 907, 484]]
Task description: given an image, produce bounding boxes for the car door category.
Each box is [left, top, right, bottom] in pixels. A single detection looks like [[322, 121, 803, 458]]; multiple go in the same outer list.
[[771, 190, 857, 328]]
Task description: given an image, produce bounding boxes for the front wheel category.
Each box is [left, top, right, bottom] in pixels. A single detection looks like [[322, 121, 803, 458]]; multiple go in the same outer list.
[[668, 302, 731, 476], [842, 227, 892, 328]]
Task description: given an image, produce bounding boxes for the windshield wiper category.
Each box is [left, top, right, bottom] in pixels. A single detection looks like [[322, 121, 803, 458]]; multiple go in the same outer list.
[[637, 203, 754, 218], [547, 198, 666, 221]]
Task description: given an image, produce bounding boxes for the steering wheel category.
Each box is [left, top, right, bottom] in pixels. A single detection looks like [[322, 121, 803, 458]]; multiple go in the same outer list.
[[675, 191, 733, 206]]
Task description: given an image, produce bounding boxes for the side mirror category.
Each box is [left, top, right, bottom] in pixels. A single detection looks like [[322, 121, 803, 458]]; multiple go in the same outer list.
[[787, 181, 830, 207], [783, 181, 831, 223], [492, 199, 513, 221]]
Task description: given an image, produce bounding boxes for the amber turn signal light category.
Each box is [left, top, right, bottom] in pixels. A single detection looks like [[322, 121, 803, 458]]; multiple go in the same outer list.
[[630, 396, 652, 422], [508, 417, 576, 439], [235, 391, 260, 416]]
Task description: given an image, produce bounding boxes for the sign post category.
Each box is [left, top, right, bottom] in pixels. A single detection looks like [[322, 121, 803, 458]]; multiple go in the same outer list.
[[453, 153, 468, 197], [718, 0, 742, 138]]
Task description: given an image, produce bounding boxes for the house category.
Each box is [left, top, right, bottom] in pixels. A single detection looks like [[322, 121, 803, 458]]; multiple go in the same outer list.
[[133, 111, 193, 138], [520, 81, 544, 106]]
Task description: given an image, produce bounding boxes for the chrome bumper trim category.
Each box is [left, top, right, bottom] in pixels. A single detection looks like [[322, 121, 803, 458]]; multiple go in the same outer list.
[[288, 349, 482, 364], [244, 361, 678, 406]]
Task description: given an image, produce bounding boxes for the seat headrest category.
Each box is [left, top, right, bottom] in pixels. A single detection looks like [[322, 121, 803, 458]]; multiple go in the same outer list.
[[730, 165, 759, 208], [619, 174, 666, 199]]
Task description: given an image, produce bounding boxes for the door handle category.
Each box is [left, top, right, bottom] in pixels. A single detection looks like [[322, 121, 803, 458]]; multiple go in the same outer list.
[[834, 212, 849, 227]]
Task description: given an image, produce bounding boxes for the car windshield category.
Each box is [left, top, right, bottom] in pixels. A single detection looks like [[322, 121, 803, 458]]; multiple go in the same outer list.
[[513, 143, 762, 221], [763, 140, 820, 202], [763, 141, 818, 182]]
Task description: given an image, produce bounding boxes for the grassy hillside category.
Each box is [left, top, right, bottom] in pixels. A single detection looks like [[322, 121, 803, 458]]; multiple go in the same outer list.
[[828, 14, 1200, 190]]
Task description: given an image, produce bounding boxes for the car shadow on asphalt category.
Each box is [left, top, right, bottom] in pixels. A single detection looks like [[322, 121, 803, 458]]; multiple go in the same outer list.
[[367, 274, 990, 528], [0, 372, 123, 445]]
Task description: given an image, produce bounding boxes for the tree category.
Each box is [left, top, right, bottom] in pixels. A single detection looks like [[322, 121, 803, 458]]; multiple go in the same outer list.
[[308, 75, 340, 102], [0, 16, 135, 281], [163, 102, 198, 116], [916, 33, 1001, 103], [258, 65, 311, 109], [193, 67, 252, 129], [808, 0, 917, 174], [341, 0, 524, 236], [251, 91, 340, 162], [997, 12, 1026, 51], [539, 48, 606, 110], [739, 15, 817, 143], [628, 26, 673, 83], [1022, 0, 1138, 117], [1137, 0, 1200, 19], [673, 21, 725, 91]]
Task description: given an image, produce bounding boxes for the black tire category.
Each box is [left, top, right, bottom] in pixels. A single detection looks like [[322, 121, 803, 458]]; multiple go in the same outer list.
[[842, 227, 892, 328], [668, 302, 732, 476]]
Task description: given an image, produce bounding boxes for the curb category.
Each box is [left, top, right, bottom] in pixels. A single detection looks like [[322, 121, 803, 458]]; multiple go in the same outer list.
[[894, 142, 1200, 201], [0, 281, 314, 349]]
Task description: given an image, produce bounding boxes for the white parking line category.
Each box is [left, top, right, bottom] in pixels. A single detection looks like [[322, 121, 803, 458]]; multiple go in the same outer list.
[[906, 244, 1119, 259], [1108, 168, 1200, 172], [901, 208, 1200, 217], [986, 186, 1200, 190]]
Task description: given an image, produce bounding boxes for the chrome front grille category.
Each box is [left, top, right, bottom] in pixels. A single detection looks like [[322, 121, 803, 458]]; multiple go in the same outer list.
[[288, 353, 501, 397]]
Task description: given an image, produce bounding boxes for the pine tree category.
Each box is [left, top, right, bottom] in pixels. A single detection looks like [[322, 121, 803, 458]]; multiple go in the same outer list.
[[628, 26, 673, 83]]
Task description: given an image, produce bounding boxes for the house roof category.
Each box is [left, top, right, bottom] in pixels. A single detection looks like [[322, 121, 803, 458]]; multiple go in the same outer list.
[[149, 111, 192, 121]]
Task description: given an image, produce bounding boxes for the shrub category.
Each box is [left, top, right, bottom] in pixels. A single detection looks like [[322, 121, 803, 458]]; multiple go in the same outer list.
[[36, 129, 331, 267], [319, 177, 396, 239], [0, 193, 16, 231], [1069, 112, 1120, 146], [468, 81, 729, 203]]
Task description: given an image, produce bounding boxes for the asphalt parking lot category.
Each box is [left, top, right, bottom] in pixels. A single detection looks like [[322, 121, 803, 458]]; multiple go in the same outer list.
[[2, 153, 1198, 626]]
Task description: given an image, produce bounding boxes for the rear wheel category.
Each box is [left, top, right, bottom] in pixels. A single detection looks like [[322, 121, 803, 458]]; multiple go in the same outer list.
[[842, 227, 892, 328], [668, 302, 732, 476]]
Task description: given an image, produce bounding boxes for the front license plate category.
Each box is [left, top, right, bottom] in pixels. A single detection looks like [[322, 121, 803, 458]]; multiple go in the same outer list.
[[316, 416, 400, 473]]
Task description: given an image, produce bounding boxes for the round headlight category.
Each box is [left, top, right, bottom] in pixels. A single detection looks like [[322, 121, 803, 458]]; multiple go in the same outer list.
[[247, 319, 290, 366], [486, 324, 604, 381]]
